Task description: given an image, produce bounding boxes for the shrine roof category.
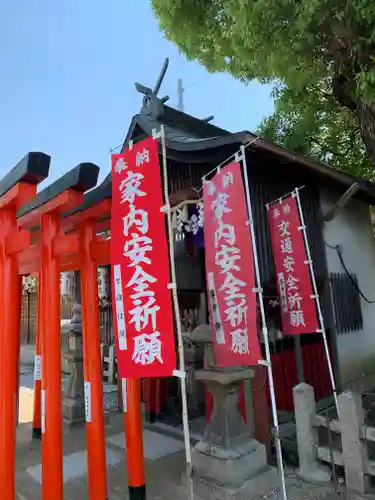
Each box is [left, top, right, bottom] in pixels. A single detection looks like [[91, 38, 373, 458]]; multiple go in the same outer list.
[[67, 90, 375, 214], [116, 93, 375, 205]]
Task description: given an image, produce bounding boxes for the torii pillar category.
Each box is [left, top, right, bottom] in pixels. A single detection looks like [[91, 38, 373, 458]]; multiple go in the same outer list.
[[0, 152, 50, 500], [63, 198, 111, 500]]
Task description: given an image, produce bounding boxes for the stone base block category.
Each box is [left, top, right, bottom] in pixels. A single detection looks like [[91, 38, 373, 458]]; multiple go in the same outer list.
[[63, 417, 85, 429], [20, 345, 35, 366], [297, 465, 331, 484], [62, 398, 85, 426], [192, 439, 267, 487], [191, 466, 279, 500]]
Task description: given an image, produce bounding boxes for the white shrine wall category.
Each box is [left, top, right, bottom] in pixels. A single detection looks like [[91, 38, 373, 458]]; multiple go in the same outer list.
[[320, 187, 375, 391]]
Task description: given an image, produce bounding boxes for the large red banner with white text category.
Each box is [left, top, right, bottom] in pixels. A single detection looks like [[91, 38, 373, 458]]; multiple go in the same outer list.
[[111, 137, 176, 378], [204, 161, 261, 367], [268, 195, 318, 335]]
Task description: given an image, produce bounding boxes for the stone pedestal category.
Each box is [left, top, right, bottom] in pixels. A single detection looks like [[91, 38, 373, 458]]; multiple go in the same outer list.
[[62, 305, 85, 426], [190, 325, 278, 499], [293, 384, 331, 484]]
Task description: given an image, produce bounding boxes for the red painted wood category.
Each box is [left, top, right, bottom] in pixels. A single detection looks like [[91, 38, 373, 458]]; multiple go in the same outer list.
[[267, 340, 332, 412], [205, 385, 213, 422], [274, 354, 285, 410], [205, 340, 333, 423], [251, 366, 270, 453]]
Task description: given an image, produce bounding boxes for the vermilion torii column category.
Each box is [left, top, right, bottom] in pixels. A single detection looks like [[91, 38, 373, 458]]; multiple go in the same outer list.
[[18, 162, 99, 500], [63, 197, 111, 500], [32, 271, 43, 439], [0, 152, 50, 500]]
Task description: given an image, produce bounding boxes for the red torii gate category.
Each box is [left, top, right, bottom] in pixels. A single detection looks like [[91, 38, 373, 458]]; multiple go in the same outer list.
[[0, 153, 145, 500]]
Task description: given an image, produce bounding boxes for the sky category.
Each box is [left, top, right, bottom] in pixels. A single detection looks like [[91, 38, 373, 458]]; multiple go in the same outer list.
[[0, 1, 274, 187]]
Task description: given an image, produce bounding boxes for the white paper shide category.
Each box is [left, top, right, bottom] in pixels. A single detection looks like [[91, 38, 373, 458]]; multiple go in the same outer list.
[[84, 381, 92, 423], [34, 354, 42, 381], [113, 264, 127, 351], [41, 389, 46, 434]]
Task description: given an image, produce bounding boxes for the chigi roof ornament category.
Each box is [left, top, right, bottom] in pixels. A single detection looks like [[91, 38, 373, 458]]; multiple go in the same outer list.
[[135, 58, 170, 118]]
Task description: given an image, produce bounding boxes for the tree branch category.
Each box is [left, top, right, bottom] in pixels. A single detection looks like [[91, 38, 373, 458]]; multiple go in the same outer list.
[[331, 74, 356, 111], [309, 137, 343, 160]]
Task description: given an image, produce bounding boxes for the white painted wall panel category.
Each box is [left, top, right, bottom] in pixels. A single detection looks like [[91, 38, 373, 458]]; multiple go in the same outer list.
[[320, 188, 375, 391]]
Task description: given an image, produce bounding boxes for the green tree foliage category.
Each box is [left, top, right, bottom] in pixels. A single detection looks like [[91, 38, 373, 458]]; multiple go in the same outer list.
[[258, 82, 373, 179], [152, 0, 375, 171]]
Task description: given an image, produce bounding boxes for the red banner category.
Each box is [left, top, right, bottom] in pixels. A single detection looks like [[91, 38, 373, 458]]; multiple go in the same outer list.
[[203, 161, 261, 367], [110, 137, 176, 378], [268, 195, 318, 334]]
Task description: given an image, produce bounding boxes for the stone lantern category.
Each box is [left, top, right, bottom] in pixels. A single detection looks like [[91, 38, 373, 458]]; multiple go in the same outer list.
[[62, 305, 85, 425], [190, 324, 278, 499]]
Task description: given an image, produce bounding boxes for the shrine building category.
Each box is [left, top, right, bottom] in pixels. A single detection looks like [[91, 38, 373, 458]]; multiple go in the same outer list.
[[19, 70, 375, 442]]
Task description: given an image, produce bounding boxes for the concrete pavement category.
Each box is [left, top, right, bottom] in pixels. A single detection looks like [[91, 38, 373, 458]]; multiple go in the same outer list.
[[15, 366, 340, 499]]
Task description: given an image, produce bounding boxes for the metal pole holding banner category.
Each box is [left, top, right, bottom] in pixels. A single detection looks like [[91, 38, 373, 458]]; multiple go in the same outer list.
[[153, 126, 194, 500], [294, 188, 339, 415], [236, 146, 288, 500]]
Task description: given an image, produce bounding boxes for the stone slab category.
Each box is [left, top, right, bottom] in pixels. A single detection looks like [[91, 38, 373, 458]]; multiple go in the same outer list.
[[150, 421, 203, 443], [149, 421, 204, 446], [107, 429, 185, 460], [26, 447, 123, 484], [195, 368, 253, 384], [191, 466, 279, 500]]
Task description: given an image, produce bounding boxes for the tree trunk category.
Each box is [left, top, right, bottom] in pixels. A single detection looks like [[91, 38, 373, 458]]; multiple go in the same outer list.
[[356, 100, 375, 167], [332, 74, 375, 168]]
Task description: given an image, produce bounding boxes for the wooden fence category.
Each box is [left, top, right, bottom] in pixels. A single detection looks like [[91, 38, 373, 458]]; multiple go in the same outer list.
[[21, 292, 114, 346], [20, 292, 37, 344]]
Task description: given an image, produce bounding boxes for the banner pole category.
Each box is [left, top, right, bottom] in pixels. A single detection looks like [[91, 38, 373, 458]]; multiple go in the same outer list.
[[294, 188, 339, 415], [155, 126, 194, 500], [266, 186, 305, 208], [237, 146, 288, 500]]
